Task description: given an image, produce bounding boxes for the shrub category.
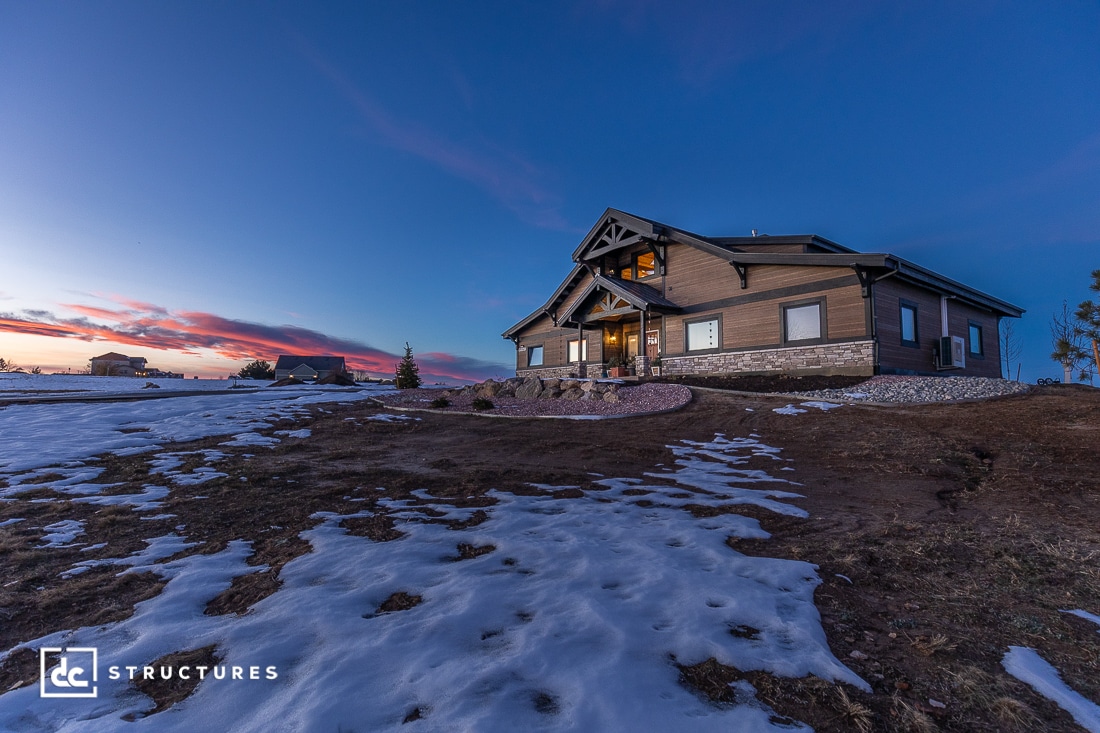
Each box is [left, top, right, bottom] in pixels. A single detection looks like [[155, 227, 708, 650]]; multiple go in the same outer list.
[[430, 396, 450, 409], [471, 397, 494, 411]]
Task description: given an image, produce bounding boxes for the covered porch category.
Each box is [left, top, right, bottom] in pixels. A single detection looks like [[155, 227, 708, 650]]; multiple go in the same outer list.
[[558, 275, 680, 377]]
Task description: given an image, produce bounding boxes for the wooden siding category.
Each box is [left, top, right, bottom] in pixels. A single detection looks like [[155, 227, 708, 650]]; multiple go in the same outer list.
[[873, 279, 1002, 377], [514, 317, 604, 370]]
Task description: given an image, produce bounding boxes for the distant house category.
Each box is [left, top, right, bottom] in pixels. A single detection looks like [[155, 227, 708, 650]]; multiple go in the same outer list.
[[90, 352, 148, 377], [503, 208, 1025, 379], [274, 355, 348, 381]]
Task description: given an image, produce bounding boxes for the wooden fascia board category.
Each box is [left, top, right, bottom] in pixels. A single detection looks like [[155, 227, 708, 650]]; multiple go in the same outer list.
[[891, 259, 1025, 317], [571, 209, 659, 261], [726, 252, 893, 268]]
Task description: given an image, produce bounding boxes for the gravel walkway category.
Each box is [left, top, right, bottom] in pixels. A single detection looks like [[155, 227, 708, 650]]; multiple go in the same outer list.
[[373, 382, 693, 419], [787, 375, 1031, 403]]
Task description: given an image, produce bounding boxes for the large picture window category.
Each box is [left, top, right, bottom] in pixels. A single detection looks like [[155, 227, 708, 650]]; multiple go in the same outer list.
[[783, 300, 823, 343], [527, 345, 544, 367], [634, 251, 656, 279], [900, 301, 919, 346], [567, 339, 588, 362], [685, 317, 720, 352]]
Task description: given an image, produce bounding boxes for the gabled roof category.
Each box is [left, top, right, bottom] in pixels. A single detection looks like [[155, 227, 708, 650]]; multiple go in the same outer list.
[[557, 275, 680, 326], [92, 352, 130, 361], [572, 208, 732, 262], [274, 355, 347, 372], [504, 208, 1024, 339]]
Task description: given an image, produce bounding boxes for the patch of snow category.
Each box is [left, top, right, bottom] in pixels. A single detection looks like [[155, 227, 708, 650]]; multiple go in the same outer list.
[[0, 518, 24, 528], [61, 534, 200, 579], [366, 413, 420, 423], [1002, 646, 1100, 732], [1062, 609, 1100, 632], [274, 429, 311, 439], [73, 485, 170, 511], [220, 432, 280, 448], [38, 520, 85, 547], [799, 401, 843, 411], [772, 404, 806, 415], [842, 392, 869, 399]]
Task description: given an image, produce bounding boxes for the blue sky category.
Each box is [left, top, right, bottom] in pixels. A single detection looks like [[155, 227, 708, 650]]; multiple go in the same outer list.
[[1, 1, 1097, 382]]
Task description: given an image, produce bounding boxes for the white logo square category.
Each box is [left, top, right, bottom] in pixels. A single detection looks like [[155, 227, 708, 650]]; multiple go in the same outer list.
[[39, 647, 98, 698]]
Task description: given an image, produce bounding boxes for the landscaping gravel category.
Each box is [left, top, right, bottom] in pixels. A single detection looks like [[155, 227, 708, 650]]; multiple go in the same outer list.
[[786, 375, 1031, 403]]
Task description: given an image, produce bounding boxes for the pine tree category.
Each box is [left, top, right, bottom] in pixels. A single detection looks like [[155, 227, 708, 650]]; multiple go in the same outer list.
[[394, 342, 422, 389], [1074, 269, 1100, 377]]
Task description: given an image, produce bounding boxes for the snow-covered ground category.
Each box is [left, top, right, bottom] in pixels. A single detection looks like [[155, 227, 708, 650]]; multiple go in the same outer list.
[[0, 429, 867, 731], [0, 372, 267, 396]]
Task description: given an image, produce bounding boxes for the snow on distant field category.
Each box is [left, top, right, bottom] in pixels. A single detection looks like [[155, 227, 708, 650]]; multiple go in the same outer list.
[[0, 379, 390, 476], [1002, 647, 1100, 732], [0, 434, 866, 732], [0, 372, 259, 396]]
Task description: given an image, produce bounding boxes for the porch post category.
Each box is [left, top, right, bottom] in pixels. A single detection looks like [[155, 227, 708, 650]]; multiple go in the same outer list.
[[636, 309, 650, 376], [577, 321, 587, 378]]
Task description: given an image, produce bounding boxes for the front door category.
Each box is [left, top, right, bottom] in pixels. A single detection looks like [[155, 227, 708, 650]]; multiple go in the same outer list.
[[646, 330, 660, 359], [626, 334, 639, 359]]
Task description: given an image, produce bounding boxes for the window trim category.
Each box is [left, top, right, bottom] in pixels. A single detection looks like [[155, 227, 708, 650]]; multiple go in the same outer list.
[[683, 314, 722, 354], [526, 344, 544, 368], [899, 299, 920, 348], [781, 297, 827, 345], [567, 338, 589, 363], [967, 320, 984, 358]]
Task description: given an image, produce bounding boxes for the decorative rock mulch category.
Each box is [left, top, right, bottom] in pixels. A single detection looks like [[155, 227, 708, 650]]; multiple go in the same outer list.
[[373, 377, 693, 418]]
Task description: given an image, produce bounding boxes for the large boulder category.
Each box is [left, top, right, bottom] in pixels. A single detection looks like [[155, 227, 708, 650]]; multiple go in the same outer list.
[[602, 390, 621, 403], [477, 379, 501, 398], [538, 386, 562, 400], [515, 376, 543, 399], [560, 387, 584, 400], [497, 381, 517, 398]]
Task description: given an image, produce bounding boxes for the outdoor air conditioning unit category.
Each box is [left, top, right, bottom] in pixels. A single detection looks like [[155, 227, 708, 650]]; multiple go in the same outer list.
[[937, 336, 966, 369]]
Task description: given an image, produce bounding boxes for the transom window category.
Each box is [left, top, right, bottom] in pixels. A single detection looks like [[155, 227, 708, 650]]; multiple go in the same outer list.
[[568, 339, 588, 362], [686, 317, 719, 352], [900, 302, 919, 346], [527, 345, 544, 367], [783, 302, 822, 342]]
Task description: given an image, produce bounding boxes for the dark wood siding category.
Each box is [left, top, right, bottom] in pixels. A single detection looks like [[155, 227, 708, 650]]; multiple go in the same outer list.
[[873, 279, 1002, 377]]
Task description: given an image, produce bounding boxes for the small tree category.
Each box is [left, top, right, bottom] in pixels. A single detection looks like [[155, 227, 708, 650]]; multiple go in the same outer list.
[[394, 342, 422, 389], [999, 319, 1022, 380], [30, 366, 42, 375], [1074, 268, 1100, 378], [0, 357, 19, 372], [237, 359, 275, 380], [1051, 300, 1090, 383]]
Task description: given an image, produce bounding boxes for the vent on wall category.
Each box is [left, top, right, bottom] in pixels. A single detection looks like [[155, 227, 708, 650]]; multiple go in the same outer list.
[[936, 336, 966, 369]]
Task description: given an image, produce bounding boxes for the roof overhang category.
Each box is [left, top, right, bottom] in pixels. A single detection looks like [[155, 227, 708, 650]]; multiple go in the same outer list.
[[557, 275, 680, 326]]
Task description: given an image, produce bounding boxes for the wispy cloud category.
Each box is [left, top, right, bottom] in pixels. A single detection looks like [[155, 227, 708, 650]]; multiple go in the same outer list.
[[292, 34, 573, 231], [0, 298, 509, 383]]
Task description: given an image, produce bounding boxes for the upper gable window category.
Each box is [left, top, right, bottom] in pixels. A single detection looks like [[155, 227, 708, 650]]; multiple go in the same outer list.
[[634, 251, 657, 279]]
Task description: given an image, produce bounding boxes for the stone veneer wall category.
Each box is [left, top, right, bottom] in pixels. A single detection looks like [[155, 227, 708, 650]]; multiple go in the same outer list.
[[663, 340, 875, 376], [516, 365, 587, 379]]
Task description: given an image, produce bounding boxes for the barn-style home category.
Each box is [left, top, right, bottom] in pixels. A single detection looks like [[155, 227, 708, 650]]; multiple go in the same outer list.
[[503, 209, 1024, 379]]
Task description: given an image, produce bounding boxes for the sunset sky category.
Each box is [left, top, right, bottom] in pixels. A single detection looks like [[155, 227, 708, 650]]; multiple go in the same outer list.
[[1, 2, 1098, 382]]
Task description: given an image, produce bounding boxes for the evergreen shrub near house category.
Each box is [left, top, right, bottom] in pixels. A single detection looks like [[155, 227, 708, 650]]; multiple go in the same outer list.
[[395, 342, 422, 389], [431, 396, 450, 408], [471, 397, 494, 411]]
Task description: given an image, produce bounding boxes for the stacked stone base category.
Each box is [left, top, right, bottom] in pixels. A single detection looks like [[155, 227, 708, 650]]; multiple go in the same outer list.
[[447, 376, 623, 403], [663, 341, 875, 377]]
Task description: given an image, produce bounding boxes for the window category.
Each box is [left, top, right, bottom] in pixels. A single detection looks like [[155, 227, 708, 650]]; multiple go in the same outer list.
[[968, 322, 983, 357], [634, 251, 656, 279], [527, 345, 544, 367], [900, 301, 919, 346], [783, 301, 823, 342], [685, 317, 720, 352], [568, 339, 588, 362]]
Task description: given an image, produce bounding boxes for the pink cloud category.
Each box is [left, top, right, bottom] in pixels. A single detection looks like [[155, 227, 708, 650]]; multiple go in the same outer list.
[[0, 298, 509, 383]]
